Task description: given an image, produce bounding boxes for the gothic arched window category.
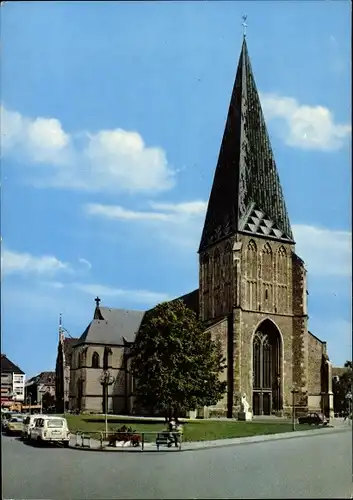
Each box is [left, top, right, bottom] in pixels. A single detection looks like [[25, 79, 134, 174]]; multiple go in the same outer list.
[[91, 352, 100, 369], [247, 240, 257, 279], [277, 246, 287, 284], [103, 347, 112, 370], [262, 242, 273, 282], [214, 248, 221, 285], [202, 253, 210, 288]]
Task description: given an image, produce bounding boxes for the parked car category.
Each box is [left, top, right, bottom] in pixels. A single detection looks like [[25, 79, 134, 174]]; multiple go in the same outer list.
[[30, 416, 70, 447], [2, 413, 21, 431], [22, 414, 47, 440], [298, 412, 328, 426], [6, 416, 25, 435]]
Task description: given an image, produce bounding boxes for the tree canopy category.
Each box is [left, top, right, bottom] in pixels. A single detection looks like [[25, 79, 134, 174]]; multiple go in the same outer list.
[[333, 360, 352, 415], [130, 300, 227, 418]]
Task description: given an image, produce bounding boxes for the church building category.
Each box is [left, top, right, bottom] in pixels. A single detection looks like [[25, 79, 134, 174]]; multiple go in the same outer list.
[[56, 36, 333, 418]]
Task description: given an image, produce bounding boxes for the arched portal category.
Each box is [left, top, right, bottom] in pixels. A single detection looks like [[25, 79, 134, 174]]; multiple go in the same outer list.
[[252, 320, 282, 415]]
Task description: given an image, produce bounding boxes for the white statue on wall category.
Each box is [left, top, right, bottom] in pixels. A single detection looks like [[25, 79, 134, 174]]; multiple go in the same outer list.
[[241, 393, 250, 414]]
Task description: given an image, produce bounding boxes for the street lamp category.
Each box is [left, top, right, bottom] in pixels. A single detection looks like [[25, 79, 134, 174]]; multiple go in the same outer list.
[[99, 370, 115, 438], [291, 388, 299, 431], [346, 391, 352, 424], [64, 375, 70, 415]]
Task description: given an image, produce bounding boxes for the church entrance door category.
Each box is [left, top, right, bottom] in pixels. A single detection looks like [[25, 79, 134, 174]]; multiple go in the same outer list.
[[252, 320, 282, 416]]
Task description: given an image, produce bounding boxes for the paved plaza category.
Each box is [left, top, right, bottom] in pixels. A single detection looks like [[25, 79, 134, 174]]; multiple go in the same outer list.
[[2, 427, 352, 499]]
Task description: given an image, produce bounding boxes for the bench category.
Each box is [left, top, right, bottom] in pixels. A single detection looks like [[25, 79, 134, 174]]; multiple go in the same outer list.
[[156, 432, 182, 451], [156, 432, 172, 451]]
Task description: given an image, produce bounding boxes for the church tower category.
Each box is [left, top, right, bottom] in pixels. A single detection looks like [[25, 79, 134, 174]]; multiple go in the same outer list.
[[198, 36, 309, 417]]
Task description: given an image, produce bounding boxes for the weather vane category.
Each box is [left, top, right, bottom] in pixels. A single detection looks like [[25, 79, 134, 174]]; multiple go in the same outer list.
[[242, 15, 248, 38]]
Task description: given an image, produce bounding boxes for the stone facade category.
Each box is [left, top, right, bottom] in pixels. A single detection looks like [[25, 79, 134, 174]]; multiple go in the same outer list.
[[69, 344, 134, 414], [55, 335, 78, 413], [199, 233, 329, 417]]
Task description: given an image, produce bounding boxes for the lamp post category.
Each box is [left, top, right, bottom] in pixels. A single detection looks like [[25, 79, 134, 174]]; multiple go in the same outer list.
[[64, 375, 70, 415], [346, 391, 352, 424], [291, 388, 299, 431], [99, 370, 115, 438]]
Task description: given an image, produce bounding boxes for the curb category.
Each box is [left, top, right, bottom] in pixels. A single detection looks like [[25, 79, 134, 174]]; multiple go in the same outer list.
[[182, 426, 351, 453], [68, 426, 350, 453]]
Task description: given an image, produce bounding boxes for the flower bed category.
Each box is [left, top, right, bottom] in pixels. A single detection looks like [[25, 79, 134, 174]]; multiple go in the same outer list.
[[108, 425, 141, 447]]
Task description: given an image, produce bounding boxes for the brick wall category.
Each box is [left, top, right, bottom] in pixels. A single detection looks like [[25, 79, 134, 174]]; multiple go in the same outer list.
[[206, 318, 228, 410], [239, 311, 294, 410], [307, 332, 324, 396], [70, 344, 127, 413]]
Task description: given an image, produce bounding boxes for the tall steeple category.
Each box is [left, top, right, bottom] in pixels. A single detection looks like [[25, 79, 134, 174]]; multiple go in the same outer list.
[[199, 36, 293, 253]]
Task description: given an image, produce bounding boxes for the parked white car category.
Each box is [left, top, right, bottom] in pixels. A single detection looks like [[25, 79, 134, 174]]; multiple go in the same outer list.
[[22, 414, 47, 440], [30, 416, 70, 447]]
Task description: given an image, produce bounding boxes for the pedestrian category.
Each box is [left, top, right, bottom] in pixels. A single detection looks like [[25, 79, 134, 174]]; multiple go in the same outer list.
[[172, 418, 183, 448]]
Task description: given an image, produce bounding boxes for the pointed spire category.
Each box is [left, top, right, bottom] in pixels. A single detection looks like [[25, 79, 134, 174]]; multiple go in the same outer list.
[[199, 37, 293, 252], [59, 313, 64, 342]]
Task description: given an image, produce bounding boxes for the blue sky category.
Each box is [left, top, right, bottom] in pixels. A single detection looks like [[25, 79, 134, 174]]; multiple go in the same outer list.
[[1, 1, 351, 378]]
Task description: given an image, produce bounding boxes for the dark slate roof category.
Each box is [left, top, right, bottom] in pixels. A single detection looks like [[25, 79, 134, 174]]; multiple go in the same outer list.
[[1, 354, 24, 374], [199, 37, 293, 252], [79, 307, 146, 345], [26, 371, 55, 386], [171, 289, 199, 316]]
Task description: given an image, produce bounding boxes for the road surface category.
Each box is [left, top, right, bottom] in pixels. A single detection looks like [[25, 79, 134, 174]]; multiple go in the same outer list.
[[2, 430, 352, 499]]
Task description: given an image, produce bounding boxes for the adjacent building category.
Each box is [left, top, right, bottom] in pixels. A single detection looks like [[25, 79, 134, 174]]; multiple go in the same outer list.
[[56, 36, 333, 418], [25, 371, 56, 408], [1, 354, 25, 405], [55, 333, 78, 413]]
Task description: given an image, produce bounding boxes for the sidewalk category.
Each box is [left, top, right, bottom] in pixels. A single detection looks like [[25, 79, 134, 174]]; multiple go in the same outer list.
[[69, 421, 351, 453]]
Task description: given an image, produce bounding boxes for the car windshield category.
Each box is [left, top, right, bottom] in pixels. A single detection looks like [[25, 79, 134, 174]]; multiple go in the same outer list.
[[10, 417, 23, 422], [47, 419, 64, 428]]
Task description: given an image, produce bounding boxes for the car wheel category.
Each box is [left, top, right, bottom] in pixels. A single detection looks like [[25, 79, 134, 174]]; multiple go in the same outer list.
[[63, 441, 69, 448]]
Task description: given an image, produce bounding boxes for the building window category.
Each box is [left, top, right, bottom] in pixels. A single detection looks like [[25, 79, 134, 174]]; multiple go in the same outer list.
[[92, 352, 100, 369], [262, 243, 273, 281], [247, 240, 257, 279], [103, 348, 112, 370]]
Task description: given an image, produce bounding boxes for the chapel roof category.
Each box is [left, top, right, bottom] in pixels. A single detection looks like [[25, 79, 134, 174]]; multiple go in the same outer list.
[[79, 306, 146, 346]]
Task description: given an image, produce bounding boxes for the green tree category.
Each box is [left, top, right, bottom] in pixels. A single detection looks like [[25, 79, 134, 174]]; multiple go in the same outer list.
[[42, 392, 55, 411], [333, 361, 352, 415], [130, 300, 227, 419]]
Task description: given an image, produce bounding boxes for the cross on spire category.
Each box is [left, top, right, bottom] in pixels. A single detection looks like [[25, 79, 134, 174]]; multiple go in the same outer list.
[[95, 296, 101, 307], [242, 15, 248, 38]]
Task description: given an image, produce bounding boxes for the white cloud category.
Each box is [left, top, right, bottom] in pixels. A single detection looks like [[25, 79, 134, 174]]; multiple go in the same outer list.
[[78, 258, 92, 270], [1, 105, 71, 165], [259, 93, 351, 151], [293, 224, 351, 277], [85, 200, 207, 249], [1, 104, 175, 194], [71, 282, 170, 306], [85, 200, 351, 276], [86, 200, 207, 223], [85, 204, 172, 222], [1, 248, 71, 276]]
